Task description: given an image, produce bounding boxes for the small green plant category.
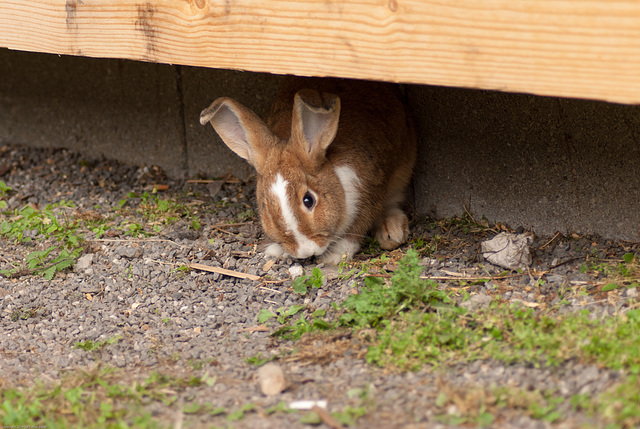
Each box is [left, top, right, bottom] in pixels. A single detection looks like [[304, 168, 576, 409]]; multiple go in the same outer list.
[[170, 264, 190, 276], [0, 366, 211, 427], [332, 405, 367, 426], [292, 267, 324, 295], [596, 374, 640, 427], [190, 218, 201, 230], [227, 403, 256, 422], [10, 307, 41, 322], [1, 202, 81, 247], [74, 335, 122, 352], [90, 223, 109, 238], [122, 221, 148, 237], [245, 352, 274, 366], [529, 393, 564, 423], [265, 401, 294, 416], [0, 180, 11, 197], [411, 234, 440, 257], [0, 202, 83, 279], [258, 305, 305, 324], [257, 304, 332, 340], [0, 180, 11, 209], [593, 252, 640, 292], [339, 249, 453, 328], [28, 246, 81, 280], [272, 309, 332, 340], [1, 246, 81, 280], [114, 191, 203, 238]]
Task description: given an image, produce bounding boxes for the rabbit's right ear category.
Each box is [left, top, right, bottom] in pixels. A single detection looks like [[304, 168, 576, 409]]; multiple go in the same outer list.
[[291, 89, 340, 164], [200, 98, 273, 172]]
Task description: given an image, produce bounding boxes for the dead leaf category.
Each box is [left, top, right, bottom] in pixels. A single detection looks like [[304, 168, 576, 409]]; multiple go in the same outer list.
[[481, 232, 533, 270], [262, 259, 276, 272]]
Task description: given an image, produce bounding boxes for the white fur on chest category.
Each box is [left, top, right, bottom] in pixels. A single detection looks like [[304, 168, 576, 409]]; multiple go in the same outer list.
[[334, 165, 361, 234]]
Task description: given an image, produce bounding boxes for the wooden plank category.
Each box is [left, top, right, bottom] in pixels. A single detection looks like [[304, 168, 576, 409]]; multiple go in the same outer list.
[[0, 1, 639, 104]]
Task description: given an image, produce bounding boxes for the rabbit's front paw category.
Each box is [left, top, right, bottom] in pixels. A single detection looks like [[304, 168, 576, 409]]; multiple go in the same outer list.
[[375, 208, 409, 250], [265, 243, 285, 258], [318, 239, 360, 265]]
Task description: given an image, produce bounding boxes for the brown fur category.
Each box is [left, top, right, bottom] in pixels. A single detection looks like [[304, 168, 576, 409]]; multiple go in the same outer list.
[[200, 76, 417, 263]]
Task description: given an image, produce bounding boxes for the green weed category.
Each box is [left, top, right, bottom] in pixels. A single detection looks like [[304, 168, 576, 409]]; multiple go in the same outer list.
[[1, 201, 81, 248], [258, 304, 305, 325], [9, 307, 42, 322], [0, 180, 11, 209], [116, 191, 201, 236], [227, 403, 256, 422], [25, 246, 81, 280], [597, 252, 640, 291], [170, 264, 190, 277], [0, 180, 11, 196], [245, 352, 274, 366], [339, 249, 453, 329], [292, 266, 324, 295], [332, 405, 367, 426], [596, 374, 640, 427], [74, 335, 122, 352], [271, 309, 332, 340], [0, 202, 84, 279], [0, 366, 206, 428], [411, 235, 441, 257]]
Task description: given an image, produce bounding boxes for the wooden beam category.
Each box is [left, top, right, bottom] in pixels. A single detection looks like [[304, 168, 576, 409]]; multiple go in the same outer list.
[[1, 1, 639, 104]]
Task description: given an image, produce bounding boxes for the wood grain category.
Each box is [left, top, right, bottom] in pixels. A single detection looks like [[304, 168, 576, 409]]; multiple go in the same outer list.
[[1, 0, 639, 103]]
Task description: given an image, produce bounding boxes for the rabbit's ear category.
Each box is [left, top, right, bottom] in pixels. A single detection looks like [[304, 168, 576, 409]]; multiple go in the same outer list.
[[291, 89, 340, 162], [200, 98, 273, 172]]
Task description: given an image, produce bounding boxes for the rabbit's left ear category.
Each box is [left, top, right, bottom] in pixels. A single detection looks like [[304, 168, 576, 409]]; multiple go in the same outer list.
[[291, 89, 340, 162], [200, 97, 274, 174]]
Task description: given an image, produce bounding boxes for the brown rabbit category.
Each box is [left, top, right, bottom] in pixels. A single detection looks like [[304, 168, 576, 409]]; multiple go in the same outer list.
[[200, 77, 416, 264]]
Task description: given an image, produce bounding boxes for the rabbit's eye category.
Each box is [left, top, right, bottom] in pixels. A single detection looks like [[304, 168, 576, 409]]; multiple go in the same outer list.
[[302, 191, 315, 209]]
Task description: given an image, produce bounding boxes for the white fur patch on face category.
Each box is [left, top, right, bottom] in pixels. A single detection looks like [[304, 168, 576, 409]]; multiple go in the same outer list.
[[334, 165, 361, 233], [270, 173, 326, 259]]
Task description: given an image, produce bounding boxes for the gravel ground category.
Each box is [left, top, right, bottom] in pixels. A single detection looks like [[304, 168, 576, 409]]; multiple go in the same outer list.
[[0, 144, 638, 428]]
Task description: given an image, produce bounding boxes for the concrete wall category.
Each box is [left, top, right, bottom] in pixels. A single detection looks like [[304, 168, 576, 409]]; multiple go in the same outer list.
[[1, 48, 639, 240], [410, 87, 640, 241], [0, 48, 281, 179]]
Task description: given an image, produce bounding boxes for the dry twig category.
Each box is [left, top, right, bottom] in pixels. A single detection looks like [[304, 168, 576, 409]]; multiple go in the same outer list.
[[189, 262, 260, 281]]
